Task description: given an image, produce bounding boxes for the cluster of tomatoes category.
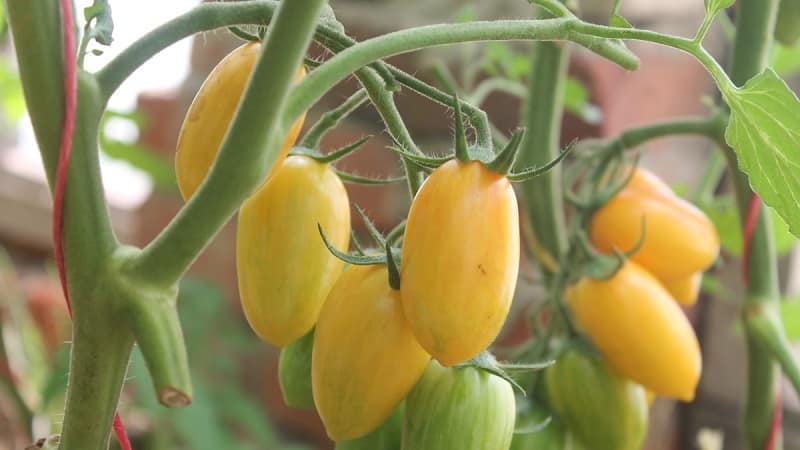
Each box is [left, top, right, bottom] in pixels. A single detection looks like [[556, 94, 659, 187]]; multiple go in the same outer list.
[[174, 38, 719, 450], [536, 167, 720, 450], [175, 42, 522, 449]]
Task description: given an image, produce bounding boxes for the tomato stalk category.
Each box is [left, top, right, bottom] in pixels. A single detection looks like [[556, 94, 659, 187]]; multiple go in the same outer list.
[[517, 40, 570, 274], [128, 0, 327, 288], [723, 0, 785, 449]]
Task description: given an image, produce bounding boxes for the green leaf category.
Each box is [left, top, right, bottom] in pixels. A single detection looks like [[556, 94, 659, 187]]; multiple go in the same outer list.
[[722, 69, 800, 238], [701, 196, 796, 256], [704, 0, 735, 17], [83, 0, 114, 46], [564, 77, 602, 124], [609, 0, 632, 28], [782, 298, 800, 341]]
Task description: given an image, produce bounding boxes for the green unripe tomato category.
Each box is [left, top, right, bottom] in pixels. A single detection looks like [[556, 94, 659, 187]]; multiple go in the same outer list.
[[335, 404, 404, 450], [510, 407, 584, 450], [402, 360, 515, 450], [278, 330, 315, 409], [545, 350, 648, 450]]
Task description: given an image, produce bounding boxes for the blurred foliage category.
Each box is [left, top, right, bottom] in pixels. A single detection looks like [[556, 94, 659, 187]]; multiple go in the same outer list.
[[700, 197, 796, 257], [782, 298, 800, 341], [0, 249, 309, 449], [773, 43, 800, 78], [126, 278, 310, 450], [99, 110, 177, 192]]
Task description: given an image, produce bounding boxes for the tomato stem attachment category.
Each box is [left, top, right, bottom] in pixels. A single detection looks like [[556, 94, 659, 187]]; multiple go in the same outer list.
[[289, 135, 372, 164], [333, 169, 407, 185], [506, 139, 575, 182], [485, 128, 525, 175], [385, 241, 402, 290], [301, 88, 369, 149], [453, 93, 471, 162], [228, 26, 261, 42]]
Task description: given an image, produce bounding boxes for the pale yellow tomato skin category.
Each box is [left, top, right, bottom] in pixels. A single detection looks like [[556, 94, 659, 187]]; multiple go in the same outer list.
[[590, 167, 719, 280], [400, 159, 520, 367], [237, 155, 350, 347], [312, 265, 430, 442], [175, 42, 306, 200], [661, 272, 703, 307], [567, 260, 702, 401]]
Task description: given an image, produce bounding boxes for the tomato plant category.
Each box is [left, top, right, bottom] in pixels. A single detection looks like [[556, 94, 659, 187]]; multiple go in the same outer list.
[[3, 0, 800, 449]]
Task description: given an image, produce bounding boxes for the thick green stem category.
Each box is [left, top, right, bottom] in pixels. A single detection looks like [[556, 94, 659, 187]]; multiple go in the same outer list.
[[59, 306, 135, 450], [128, 0, 327, 287], [282, 18, 638, 133], [355, 68, 426, 194], [725, 0, 782, 449], [518, 41, 570, 273], [584, 115, 728, 157]]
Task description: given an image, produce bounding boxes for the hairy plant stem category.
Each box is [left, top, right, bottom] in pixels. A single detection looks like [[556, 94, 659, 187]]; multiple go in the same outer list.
[[128, 0, 327, 287], [518, 41, 569, 275], [580, 114, 728, 157], [724, 0, 783, 448]]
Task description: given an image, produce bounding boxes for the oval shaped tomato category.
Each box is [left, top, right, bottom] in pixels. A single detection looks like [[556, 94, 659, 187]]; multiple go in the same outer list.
[[545, 350, 648, 450], [402, 360, 515, 450], [567, 260, 702, 401], [590, 167, 719, 280], [278, 329, 315, 409], [401, 159, 520, 366], [510, 408, 584, 450], [175, 42, 306, 200], [336, 404, 403, 450], [661, 272, 703, 307], [237, 155, 350, 347], [312, 265, 430, 441]]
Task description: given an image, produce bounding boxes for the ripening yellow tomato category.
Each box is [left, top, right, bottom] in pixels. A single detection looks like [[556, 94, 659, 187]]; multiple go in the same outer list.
[[661, 272, 703, 307], [237, 155, 350, 347], [567, 260, 701, 401], [313, 264, 430, 441], [175, 42, 306, 200], [400, 159, 520, 366], [590, 167, 719, 280]]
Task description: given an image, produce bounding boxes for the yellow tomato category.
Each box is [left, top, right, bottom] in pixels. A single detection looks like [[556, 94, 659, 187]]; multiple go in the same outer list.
[[175, 42, 306, 200], [400, 159, 520, 366], [313, 265, 430, 441], [661, 272, 703, 307], [237, 155, 350, 347], [590, 167, 719, 279], [567, 260, 701, 401]]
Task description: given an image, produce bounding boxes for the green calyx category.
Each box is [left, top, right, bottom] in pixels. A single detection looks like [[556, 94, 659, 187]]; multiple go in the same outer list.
[[388, 127, 573, 180], [289, 139, 407, 185], [455, 351, 552, 396], [318, 206, 403, 290]]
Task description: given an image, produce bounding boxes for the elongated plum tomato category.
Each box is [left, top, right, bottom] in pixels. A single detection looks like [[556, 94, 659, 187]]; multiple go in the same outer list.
[[237, 155, 350, 347], [567, 260, 702, 401], [175, 42, 306, 200], [661, 272, 703, 307], [545, 350, 648, 450], [402, 360, 515, 450], [590, 167, 719, 280], [400, 159, 520, 366], [312, 264, 430, 441]]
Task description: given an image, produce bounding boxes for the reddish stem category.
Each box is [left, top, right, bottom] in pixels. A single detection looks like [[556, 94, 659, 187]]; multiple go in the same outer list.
[[56, 2, 131, 449], [741, 194, 761, 282], [740, 195, 783, 450]]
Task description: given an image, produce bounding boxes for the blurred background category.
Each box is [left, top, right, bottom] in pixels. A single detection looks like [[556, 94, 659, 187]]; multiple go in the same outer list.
[[1, 0, 800, 449]]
